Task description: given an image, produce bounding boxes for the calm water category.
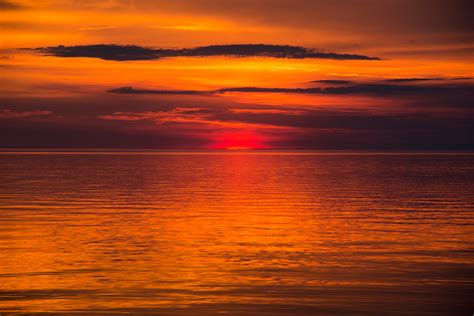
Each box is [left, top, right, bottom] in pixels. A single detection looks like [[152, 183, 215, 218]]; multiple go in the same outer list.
[[0, 151, 473, 315]]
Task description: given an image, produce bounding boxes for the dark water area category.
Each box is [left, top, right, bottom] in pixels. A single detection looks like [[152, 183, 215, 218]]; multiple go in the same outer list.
[[0, 151, 473, 315]]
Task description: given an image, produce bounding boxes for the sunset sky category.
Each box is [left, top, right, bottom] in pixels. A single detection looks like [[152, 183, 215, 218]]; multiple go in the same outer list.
[[1, 0, 473, 149]]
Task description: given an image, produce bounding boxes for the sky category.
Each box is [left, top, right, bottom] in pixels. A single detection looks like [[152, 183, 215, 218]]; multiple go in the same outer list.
[[0, 0, 473, 150]]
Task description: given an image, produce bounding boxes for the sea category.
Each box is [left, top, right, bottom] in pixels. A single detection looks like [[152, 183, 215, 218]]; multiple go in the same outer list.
[[0, 151, 473, 315]]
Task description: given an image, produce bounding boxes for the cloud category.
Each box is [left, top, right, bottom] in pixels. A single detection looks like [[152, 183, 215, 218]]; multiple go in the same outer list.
[[107, 86, 322, 95], [229, 108, 305, 115], [0, 0, 22, 10], [94, 105, 472, 151], [213, 109, 414, 130], [320, 84, 460, 95], [107, 86, 203, 95], [385, 77, 473, 83], [107, 82, 473, 98], [311, 80, 353, 84], [98, 106, 307, 127], [384, 78, 444, 83], [2, 96, 471, 150], [98, 107, 279, 129], [34, 45, 164, 61], [33, 44, 380, 61], [0, 109, 52, 118], [182, 44, 379, 60], [98, 107, 213, 122], [216, 87, 323, 94], [79, 26, 118, 32]]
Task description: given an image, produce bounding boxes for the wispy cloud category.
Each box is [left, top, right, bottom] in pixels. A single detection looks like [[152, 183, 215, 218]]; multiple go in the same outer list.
[[33, 44, 380, 61], [0, 109, 52, 118], [98, 108, 210, 122], [229, 108, 305, 115], [79, 26, 118, 32], [98, 107, 281, 129], [96, 105, 472, 139]]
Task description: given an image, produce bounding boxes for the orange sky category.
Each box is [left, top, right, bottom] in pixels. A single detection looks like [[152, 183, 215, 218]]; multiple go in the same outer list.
[[0, 0, 473, 149]]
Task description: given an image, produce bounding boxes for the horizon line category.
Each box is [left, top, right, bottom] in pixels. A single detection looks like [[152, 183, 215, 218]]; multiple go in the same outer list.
[[0, 148, 472, 155]]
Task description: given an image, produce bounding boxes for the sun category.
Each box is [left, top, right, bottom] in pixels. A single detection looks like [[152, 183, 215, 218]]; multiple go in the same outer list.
[[208, 131, 269, 150]]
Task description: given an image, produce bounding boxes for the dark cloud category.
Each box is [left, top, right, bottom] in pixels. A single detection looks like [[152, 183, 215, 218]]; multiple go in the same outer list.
[[33, 44, 380, 61], [91, 106, 474, 150], [385, 77, 473, 83], [184, 44, 379, 60], [320, 84, 467, 95], [108, 83, 474, 98], [108, 86, 203, 95], [107, 86, 323, 95], [211, 109, 470, 131], [1, 93, 472, 150], [216, 87, 323, 94], [384, 78, 445, 83], [0, 121, 208, 149], [33, 45, 165, 61]]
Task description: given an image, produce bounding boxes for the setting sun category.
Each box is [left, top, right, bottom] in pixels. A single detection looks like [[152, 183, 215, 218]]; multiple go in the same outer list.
[[208, 131, 270, 150]]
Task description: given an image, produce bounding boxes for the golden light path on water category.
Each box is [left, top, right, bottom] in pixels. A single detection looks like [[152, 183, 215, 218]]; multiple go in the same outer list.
[[0, 151, 473, 315]]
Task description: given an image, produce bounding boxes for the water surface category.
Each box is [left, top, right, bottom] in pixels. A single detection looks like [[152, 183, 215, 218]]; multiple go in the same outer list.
[[0, 151, 473, 315]]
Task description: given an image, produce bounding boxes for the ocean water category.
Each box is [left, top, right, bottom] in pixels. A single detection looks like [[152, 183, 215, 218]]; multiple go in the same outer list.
[[0, 151, 473, 315]]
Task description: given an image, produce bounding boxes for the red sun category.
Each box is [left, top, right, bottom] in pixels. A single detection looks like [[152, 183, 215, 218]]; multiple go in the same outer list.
[[208, 131, 269, 150]]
